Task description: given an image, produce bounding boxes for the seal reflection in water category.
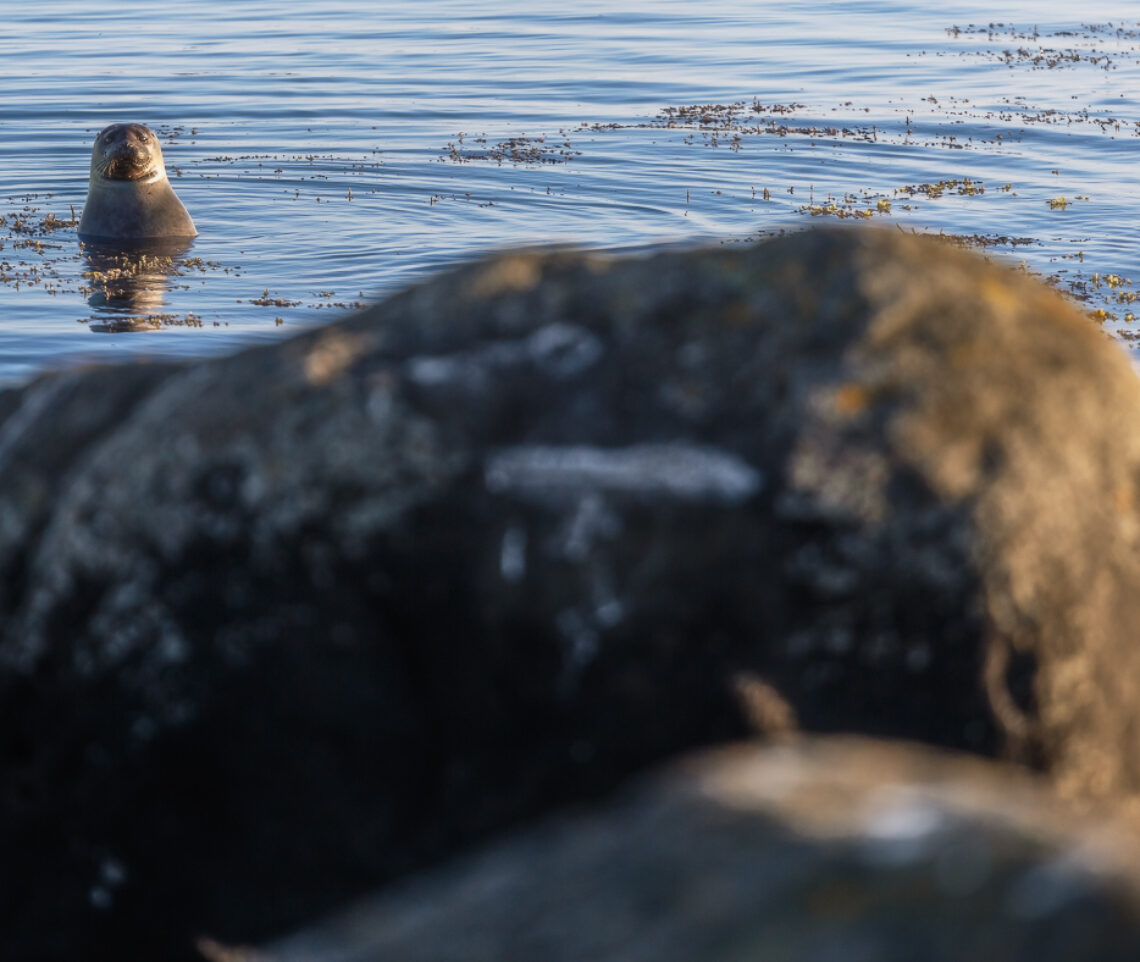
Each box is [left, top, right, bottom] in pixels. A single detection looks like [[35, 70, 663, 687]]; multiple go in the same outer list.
[[78, 123, 196, 331], [82, 239, 194, 332]]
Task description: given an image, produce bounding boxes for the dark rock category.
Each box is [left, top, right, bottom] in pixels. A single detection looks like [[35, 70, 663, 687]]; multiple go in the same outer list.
[[244, 737, 1140, 962], [3, 228, 1140, 959]]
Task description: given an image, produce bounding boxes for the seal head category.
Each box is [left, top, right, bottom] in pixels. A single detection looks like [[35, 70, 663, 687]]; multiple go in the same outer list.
[[78, 123, 197, 242]]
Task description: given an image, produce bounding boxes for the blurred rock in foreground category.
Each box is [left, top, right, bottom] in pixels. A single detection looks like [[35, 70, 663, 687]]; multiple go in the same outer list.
[[245, 737, 1140, 962], [3, 227, 1140, 960]]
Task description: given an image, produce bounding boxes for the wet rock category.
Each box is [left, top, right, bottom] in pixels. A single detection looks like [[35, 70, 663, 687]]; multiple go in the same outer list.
[[3, 228, 1140, 959], [245, 737, 1140, 962]]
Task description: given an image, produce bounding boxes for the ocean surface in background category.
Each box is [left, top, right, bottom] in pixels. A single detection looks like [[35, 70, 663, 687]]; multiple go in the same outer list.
[[3, 1, 1140, 383]]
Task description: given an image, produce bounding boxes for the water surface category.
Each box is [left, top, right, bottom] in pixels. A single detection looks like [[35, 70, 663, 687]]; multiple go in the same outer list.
[[3, 1, 1140, 382]]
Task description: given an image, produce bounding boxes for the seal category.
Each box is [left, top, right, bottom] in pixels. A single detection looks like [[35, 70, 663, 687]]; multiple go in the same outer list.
[[78, 123, 197, 242]]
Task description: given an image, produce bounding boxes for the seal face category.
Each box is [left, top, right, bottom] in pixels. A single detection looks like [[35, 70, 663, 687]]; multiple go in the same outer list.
[[97, 123, 162, 182], [78, 123, 197, 242]]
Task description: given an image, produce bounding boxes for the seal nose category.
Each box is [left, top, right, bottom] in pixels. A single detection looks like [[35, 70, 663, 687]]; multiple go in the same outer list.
[[109, 143, 144, 169]]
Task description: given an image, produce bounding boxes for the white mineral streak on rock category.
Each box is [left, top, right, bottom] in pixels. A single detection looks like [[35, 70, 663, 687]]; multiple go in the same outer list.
[[556, 607, 600, 669], [561, 492, 620, 560], [499, 525, 527, 582], [484, 442, 762, 504], [526, 322, 604, 377], [405, 323, 603, 388], [404, 354, 466, 387], [859, 790, 948, 866]]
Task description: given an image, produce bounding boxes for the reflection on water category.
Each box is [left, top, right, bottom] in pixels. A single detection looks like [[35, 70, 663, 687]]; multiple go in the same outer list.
[[81, 239, 197, 333]]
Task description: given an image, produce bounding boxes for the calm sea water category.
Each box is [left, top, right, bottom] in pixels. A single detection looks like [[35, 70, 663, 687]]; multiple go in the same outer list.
[[3, 1, 1140, 383]]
